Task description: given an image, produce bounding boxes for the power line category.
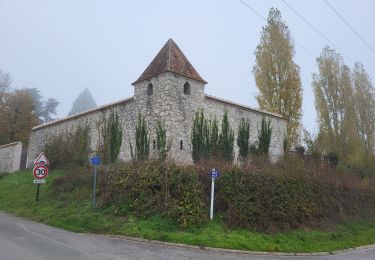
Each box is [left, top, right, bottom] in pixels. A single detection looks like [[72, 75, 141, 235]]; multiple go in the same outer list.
[[237, 0, 316, 58], [238, 0, 266, 21], [324, 0, 375, 56], [280, 0, 354, 63]]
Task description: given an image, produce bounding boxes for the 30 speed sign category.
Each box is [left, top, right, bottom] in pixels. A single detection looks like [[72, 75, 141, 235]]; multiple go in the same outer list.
[[33, 165, 49, 179]]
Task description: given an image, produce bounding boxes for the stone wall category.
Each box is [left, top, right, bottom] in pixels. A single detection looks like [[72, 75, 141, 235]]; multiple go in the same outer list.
[[133, 72, 205, 164], [27, 72, 287, 167], [26, 98, 135, 168], [0, 141, 23, 173], [203, 95, 287, 162]]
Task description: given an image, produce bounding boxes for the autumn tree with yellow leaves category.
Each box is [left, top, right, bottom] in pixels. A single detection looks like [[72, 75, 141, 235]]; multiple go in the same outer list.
[[253, 8, 302, 148]]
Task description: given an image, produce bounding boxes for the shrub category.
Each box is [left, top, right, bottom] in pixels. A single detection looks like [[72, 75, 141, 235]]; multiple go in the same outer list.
[[215, 157, 375, 231], [44, 124, 91, 169], [98, 162, 206, 227], [49, 167, 92, 201], [237, 118, 250, 161], [130, 112, 149, 161], [155, 118, 171, 161], [218, 111, 234, 162], [98, 110, 122, 164], [257, 117, 272, 155]]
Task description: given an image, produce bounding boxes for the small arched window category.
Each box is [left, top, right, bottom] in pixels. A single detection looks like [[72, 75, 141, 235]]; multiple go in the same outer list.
[[183, 82, 191, 95], [147, 83, 153, 96]]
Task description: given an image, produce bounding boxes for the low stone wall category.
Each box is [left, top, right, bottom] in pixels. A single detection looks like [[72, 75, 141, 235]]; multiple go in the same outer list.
[[0, 142, 23, 173]]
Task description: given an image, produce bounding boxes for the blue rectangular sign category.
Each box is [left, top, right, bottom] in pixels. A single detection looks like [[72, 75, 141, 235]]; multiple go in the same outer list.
[[210, 169, 220, 179], [91, 156, 101, 166]]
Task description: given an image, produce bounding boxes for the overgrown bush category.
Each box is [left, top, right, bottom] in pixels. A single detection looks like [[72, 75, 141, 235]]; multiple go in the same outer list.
[[98, 162, 206, 227], [130, 112, 149, 161], [49, 167, 92, 201], [155, 118, 171, 161], [97, 110, 122, 164], [214, 157, 375, 231], [237, 118, 250, 161], [218, 111, 234, 162], [44, 124, 91, 169]]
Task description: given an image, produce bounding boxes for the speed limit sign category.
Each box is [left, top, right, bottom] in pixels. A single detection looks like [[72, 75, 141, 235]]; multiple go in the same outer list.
[[33, 165, 49, 180]]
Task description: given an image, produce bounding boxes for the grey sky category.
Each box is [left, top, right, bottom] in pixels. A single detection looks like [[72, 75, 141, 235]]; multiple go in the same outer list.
[[1, 0, 374, 134]]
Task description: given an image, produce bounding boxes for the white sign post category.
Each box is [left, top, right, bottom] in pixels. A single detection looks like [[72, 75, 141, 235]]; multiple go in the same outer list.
[[210, 168, 220, 220]]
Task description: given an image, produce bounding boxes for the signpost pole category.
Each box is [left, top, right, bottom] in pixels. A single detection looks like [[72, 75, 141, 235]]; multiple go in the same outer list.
[[210, 177, 215, 220], [35, 183, 40, 202], [90, 155, 100, 208], [93, 165, 97, 207]]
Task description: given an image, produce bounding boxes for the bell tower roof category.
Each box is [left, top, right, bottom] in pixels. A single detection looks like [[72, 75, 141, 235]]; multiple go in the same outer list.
[[132, 39, 207, 85]]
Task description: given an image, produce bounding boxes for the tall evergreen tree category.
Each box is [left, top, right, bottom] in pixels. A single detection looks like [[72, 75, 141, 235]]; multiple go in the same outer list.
[[156, 118, 171, 161], [210, 116, 219, 159], [237, 118, 250, 160], [130, 112, 149, 161], [68, 88, 97, 115], [41, 98, 59, 123], [253, 8, 302, 147], [191, 109, 205, 163], [257, 117, 272, 155], [218, 111, 234, 162]]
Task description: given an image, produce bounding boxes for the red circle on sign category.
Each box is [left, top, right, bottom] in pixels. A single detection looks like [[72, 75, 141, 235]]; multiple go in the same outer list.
[[33, 165, 49, 179]]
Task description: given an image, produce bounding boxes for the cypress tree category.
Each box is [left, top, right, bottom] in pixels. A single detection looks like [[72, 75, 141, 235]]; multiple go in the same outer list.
[[237, 118, 250, 160], [258, 117, 272, 155], [156, 118, 170, 161], [131, 112, 149, 161], [218, 111, 234, 162], [109, 111, 122, 163], [210, 116, 219, 159], [98, 109, 122, 164], [191, 109, 205, 163]]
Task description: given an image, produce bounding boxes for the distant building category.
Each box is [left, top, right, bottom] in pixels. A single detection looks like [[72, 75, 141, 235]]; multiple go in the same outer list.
[[27, 39, 286, 167]]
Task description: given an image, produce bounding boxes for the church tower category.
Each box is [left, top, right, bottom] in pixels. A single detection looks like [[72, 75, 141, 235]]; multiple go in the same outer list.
[[132, 39, 207, 163]]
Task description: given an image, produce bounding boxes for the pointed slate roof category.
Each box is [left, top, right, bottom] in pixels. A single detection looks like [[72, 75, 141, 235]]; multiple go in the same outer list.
[[132, 39, 207, 85]]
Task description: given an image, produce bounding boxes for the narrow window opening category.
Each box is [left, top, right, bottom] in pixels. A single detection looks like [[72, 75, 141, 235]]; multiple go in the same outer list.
[[180, 140, 183, 150], [147, 83, 153, 96], [183, 82, 191, 95], [153, 140, 156, 150]]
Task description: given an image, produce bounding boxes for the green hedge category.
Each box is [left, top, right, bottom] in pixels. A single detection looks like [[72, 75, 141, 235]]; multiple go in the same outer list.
[[49, 158, 375, 232], [97, 162, 206, 227]]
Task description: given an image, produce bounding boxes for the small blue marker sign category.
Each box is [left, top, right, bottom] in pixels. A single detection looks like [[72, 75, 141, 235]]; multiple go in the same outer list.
[[91, 155, 101, 166], [210, 168, 220, 179]]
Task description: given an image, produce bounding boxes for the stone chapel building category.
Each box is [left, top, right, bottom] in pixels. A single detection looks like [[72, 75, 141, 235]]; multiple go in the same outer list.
[[26, 39, 287, 167]]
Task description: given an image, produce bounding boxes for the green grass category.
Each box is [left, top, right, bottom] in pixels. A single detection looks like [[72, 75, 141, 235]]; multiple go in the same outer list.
[[1, 170, 375, 253]]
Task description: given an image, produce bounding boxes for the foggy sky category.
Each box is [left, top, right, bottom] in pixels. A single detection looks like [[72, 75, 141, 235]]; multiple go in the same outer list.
[[1, 0, 374, 134]]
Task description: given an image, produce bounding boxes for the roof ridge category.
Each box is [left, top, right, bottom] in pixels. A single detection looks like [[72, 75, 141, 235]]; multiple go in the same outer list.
[[167, 39, 171, 71]]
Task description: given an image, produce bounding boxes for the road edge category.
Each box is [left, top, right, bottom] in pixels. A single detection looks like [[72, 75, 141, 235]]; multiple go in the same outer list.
[[2, 211, 375, 256], [100, 233, 375, 256]]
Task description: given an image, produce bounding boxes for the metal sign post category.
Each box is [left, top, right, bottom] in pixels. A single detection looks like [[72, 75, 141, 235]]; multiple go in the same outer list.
[[210, 168, 220, 220], [90, 155, 101, 207]]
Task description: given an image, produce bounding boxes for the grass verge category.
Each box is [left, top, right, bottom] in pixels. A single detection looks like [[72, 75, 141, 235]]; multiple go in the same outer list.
[[0, 170, 375, 253]]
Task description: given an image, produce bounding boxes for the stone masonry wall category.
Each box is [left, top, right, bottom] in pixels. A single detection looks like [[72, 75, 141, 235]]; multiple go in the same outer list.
[[27, 72, 287, 167], [26, 98, 135, 168], [203, 96, 287, 162], [0, 141, 22, 173], [133, 72, 205, 164]]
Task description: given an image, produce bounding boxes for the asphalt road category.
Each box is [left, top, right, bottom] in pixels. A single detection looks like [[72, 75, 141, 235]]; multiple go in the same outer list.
[[0, 211, 374, 260]]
